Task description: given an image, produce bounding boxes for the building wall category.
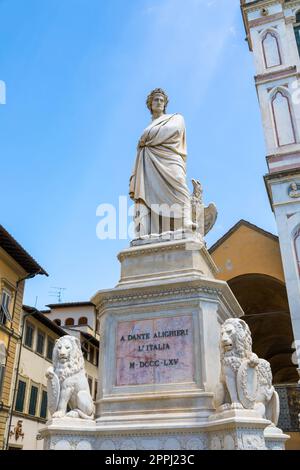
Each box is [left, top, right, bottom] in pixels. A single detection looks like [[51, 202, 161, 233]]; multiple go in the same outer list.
[[0, 248, 26, 450], [210, 224, 285, 283], [8, 417, 44, 450], [7, 313, 99, 450], [46, 305, 96, 330], [241, 0, 300, 375], [7, 316, 55, 450]]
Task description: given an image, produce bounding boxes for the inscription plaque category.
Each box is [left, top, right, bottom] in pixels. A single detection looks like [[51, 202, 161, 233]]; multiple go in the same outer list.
[[116, 315, 194, 386]]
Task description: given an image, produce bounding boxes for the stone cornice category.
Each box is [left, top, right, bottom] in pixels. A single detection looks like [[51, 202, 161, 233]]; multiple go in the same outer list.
[[92, 278, 244, 319], [117, 242, 190, 262], [255, 66, 298, 84], [98, 285, 222, 308], [242, 1, 283, 15], [249, 11, 284, 28], [117, 238, 204, 261], [265, 166, 300, 181]]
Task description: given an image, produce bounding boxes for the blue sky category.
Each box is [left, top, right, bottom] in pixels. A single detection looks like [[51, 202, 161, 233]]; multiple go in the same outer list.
[[0, 0, 277, 308]]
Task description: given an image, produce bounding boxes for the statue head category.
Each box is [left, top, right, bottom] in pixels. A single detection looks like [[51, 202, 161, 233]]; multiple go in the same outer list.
[[146, 88, 169, 116], [291, 182, 298, 191], [220, 318, 252, 359]]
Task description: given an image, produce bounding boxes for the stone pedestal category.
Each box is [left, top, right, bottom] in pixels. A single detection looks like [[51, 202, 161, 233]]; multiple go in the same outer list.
[[40, 412, 289, 450], [90, 238, 243, 448], [41, 237, 289, 450], [264, 425, 290, 451], [41, 419, 96, 450], [207, 409, 289, 450]]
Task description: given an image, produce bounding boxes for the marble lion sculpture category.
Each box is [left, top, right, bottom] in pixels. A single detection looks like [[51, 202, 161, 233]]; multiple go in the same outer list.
[[46, 335, 95, 420], [214, 318, 280, 425]]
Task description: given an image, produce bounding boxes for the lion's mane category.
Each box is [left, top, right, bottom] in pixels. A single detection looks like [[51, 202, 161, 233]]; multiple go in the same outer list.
[[53, 336, 85, 382], [220, 318, 253, 362]]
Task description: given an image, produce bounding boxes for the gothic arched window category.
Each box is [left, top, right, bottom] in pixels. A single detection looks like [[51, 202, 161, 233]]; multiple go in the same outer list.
[[65, 318, 74, 326], [294, 11, 300, 56], [271, 90, 296, 146], [78, 317, 88, 325], [54, 319, 61, 326], [262, 32, 281, 68]]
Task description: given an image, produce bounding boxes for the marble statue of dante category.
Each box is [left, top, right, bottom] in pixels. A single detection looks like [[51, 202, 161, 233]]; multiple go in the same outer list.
[[129, 88, 193, 237]]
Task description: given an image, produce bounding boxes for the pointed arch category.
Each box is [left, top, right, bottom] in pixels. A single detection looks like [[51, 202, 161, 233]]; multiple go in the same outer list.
[[270, 88, 296, 147], [261, 29, 282, 68]]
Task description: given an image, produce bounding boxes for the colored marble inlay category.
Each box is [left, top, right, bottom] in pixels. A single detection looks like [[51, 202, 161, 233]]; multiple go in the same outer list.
[[116, 315, 194, 386]]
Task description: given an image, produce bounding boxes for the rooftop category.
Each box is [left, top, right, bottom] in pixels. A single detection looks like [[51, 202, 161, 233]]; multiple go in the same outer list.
[[23, 305, 66, 336], [0, 225, 48, 276], [209, 219, 278, 254], [45, 301, 95, 310]]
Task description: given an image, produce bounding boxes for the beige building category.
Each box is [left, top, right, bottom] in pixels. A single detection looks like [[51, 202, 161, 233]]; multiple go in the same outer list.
[[43, 301, 99, 366], [0, 225, 47, 450], [8, 306, 99, 450]]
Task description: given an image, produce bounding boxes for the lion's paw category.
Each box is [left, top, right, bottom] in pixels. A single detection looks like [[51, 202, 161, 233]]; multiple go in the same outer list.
[[218, 404, 231, 412], [66, 410, 80, 418], [231, 402, 243, 410], [52, 411, 66, 418]]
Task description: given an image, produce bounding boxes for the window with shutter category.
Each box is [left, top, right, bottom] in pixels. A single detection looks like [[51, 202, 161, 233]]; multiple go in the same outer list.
[[0, 290, 12, 324], [15, 380, 26, 412], [36, 331, 45, 355], [39, 390, 48, 419], [46, 337, 55, 360], [24, 322, 34, 348], [28, 385, 38, 415], [294, 13, 300, 56]]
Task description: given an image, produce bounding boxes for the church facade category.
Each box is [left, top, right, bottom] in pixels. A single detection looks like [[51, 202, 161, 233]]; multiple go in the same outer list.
[[241, 0, 300, 385]]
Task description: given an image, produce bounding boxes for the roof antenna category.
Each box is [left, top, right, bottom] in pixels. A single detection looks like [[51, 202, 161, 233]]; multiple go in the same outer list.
[[49, 287, 66, 303]]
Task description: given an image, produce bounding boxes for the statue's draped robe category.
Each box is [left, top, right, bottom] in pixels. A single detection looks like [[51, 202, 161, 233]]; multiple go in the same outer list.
[[130, 114, 191, 231]]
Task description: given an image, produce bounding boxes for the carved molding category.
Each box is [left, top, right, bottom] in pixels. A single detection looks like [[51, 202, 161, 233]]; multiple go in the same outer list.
[[255, 66, 298, 84], [96, 285, 223, 311], [117, 241, 203, 262], [249, 12, 284, 29]]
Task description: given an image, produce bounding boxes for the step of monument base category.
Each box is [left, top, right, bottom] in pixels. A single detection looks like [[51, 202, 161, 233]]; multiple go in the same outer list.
[[96, 390, 215, 425]]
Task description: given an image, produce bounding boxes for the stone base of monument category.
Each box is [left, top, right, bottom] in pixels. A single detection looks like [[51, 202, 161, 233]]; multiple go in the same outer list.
[[40, 419, 96, 450], [264, 425, 290, 450], [40, 411, 289, 450], [41, 236, 289, 450], [207, 409, 289, 450], [91, 239, 243, 436]]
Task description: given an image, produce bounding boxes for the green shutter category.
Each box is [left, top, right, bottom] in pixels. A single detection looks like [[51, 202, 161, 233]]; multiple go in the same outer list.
[[39, 390, 48, 418], [28, 385, 38, 415], [15, 380, 26, 412], [25, 324, 34, 348], [47, 338, 54, 360], [294, 26, 300, 56], [36, 332, 45, 355]]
